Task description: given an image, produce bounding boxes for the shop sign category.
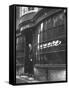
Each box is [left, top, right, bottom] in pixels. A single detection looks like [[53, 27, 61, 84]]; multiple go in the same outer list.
[[40, 40, 61, 49]]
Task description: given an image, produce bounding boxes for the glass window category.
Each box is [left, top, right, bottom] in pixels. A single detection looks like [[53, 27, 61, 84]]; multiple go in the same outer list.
[[44, 17, 53, 31], [47, 18, 53, 29], [28, 7, 34, 11], [33, 11, 66, 65], [44, 20, 47, 31], [53, 13, 64, 27], [40, 32, 43, 43], [43, 31, 47, 41], [53, 15, 58, 27], [46, 51, 66, 64], [58, 13, 64, 25]]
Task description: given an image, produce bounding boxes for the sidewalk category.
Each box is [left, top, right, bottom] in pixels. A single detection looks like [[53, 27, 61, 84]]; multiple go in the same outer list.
[[16, 75, 40, 83]]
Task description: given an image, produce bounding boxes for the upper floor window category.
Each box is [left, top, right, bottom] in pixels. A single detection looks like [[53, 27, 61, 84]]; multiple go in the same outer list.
[[28, 7, 34, 11]]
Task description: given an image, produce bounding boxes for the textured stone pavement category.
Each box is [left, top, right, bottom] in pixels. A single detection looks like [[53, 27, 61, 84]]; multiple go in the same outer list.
[[16, 75, 40, 83]]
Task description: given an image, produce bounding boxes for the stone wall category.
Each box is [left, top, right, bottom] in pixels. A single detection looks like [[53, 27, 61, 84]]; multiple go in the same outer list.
[[34, 67, 66, 81]]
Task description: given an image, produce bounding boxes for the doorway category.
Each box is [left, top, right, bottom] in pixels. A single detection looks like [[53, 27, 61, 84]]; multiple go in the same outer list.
[[24, 29, 34, 76]]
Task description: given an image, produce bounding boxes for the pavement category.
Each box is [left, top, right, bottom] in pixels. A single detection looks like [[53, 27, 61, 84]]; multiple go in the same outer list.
[[16, 75, 40, 83]]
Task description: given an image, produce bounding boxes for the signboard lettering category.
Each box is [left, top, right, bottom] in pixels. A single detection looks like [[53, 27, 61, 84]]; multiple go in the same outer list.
[[40, 40, 61, 49]]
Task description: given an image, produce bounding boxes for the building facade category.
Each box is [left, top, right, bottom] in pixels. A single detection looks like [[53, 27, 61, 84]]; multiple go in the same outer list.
[[16, 7, 67, 81]]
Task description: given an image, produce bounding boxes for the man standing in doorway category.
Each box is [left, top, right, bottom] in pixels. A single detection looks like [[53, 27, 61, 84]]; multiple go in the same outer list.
[[28, 43, 34, 77]]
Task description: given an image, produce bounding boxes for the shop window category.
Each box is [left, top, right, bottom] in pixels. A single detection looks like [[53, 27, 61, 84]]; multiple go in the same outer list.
[[43, 31, 47, 41], [44, 20, 47, 31], [46, 29, 52, 40], [46, 51, 66, 64], [53, 13, 64, 27], [47, 18, 53, 29], [44, 18, 53, 31], [33, 23, 44, 44], [40, 32, 43, 43]]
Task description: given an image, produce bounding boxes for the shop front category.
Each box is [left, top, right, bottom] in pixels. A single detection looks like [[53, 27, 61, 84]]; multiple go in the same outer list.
[[18, 8, 67, 81], [32, 8, 66, 81]]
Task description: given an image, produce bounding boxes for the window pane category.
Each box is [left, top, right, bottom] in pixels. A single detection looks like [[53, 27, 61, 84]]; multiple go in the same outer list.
[[47, 18, 52, 29], [53, 12, 64, 27], [44, 20, 47, 31]]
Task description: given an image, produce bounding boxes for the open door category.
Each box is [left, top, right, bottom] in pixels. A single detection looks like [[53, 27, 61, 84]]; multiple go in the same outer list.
[[24, 29, 34, 76]]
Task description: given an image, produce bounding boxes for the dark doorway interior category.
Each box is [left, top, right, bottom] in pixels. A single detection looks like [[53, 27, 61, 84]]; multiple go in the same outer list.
[[24, 29, 34, 75]]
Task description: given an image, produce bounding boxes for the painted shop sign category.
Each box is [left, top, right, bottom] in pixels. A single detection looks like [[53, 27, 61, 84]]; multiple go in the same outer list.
[[39, 40, 61, 49]]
